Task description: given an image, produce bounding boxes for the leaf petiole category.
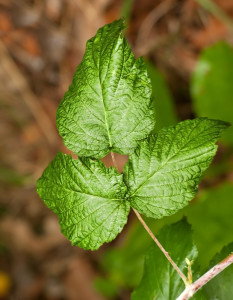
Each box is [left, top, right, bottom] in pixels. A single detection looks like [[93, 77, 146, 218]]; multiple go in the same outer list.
[[132, 208, 187, 284]]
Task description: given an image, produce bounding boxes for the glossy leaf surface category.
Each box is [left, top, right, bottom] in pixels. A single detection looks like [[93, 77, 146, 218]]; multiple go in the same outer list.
[[57, 19, 155, 158], [37, 152, 130, 250], [124, 118, 229, 219]]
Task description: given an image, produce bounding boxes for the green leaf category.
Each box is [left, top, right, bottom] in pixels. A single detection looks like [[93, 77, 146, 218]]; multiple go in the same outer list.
[[94, 277, 118, 299], [122, 0, 134, 21], [132, 220, 206, 300], [191, 41, 233, 145], [101, 214, 182, 288], [185, 183, 233, 269], [204, 242, 233, 299], [56, 19, 155, 158], [101, 182, 233, 286], [124, 118, 229, 219], [37, 152, 130, 250], [146, 61, 178, 131]]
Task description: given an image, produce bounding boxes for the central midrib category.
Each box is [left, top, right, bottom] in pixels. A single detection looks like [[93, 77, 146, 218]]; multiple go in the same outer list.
[[99, 80, 112, 148], [98, 36, 114, 149]]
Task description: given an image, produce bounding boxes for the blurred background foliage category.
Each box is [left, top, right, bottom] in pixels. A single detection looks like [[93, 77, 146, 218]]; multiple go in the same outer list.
[[0, 0, 233, 299]]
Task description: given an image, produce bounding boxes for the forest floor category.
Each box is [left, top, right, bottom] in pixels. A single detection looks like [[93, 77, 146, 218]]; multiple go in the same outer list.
[[0, 0, 233, 299]]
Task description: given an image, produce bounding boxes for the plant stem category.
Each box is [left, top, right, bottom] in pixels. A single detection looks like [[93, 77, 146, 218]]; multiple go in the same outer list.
[[132, 208, 187, 283], [176, 253, 233, 300], [110, 152, 187, 283], [111, 151, 119, 171]]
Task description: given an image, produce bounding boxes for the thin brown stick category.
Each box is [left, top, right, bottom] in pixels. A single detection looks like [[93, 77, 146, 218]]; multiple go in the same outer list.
[[176, 253, 233, 300], [132, 208, 187, 283], [111, 151, 119, 171], [135, 0, 176, 55], [195, 0, 233, 31], [0, 40, 57, 146], [110, 152, 186, 283]]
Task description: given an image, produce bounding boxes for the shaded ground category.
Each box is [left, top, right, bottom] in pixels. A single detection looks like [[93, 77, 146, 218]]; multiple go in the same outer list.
[[0, 0, 233, 299]]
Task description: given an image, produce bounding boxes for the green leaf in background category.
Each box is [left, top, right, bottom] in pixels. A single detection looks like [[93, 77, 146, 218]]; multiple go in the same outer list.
[[100, 183, 233, 289], [0, 166, 26, 186], [124, 118, 229, 219], [57, 19, 155, 159], [146, 61, 178, 131], [94, 277, 118, 299], [122, 0, 135, 21], [204, 242, 233, 300], [101, 213, 182, 288], [186, 182, 233, 269], [191, 41, 233, 145], [37, 152, 130, 250], [132, 220, 206, 300]]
